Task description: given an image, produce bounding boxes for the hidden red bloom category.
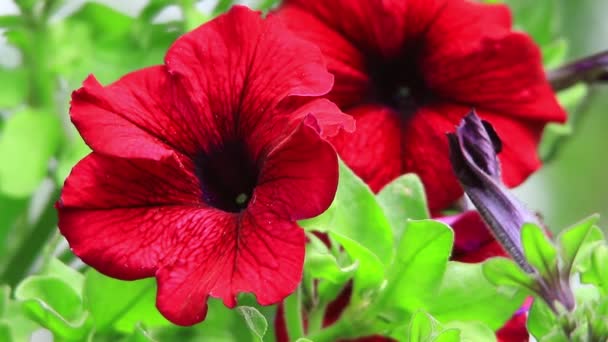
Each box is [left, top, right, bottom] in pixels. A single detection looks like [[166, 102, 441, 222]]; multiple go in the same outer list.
[[443, 211, 508, 263], [443, 211, 529, 342], [276, 0, 567, 211], [57, 6, 353, 326]]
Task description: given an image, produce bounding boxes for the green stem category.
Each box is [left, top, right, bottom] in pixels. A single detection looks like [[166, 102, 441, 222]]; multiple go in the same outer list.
[[17, 1, 54, 109], [27, 29, 55, 109], [284, 286, 305, 340], [57, 245, 76, 265], [307, 302, 328, 335], [0, 188, 59, 286], [306, 317, 352, 342]]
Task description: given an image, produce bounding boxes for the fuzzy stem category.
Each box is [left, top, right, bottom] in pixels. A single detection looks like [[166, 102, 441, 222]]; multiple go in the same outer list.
[[284, 286, 305, 340]]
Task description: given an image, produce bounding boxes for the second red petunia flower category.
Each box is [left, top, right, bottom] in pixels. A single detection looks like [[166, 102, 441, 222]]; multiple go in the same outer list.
[[57, 6, 353, 326], [276, 0, 567, 211]]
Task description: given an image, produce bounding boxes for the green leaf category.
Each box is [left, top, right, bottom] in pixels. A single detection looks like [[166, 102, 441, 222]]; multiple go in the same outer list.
[[49, 2, 179, 87], [303, 234, 353, 303], [482, 257, 537, 291], [154, 298, 254, 341], [0, 15, 23, 29], [432, 329, 460, 342], [527, 299, 557, 340], [377, 174, 429, 244], [557, 214, 603, 274], [295, 339, 314, 342], [0, 68, 27, 109], [304, 246, 357, 284], [430, 262, 527, 330], [0, 194, 28, 257], [581, 244, 608, 294], [0, 322, 10, 341], [538, 122, 572, 162], [542, 38, 568, 68], [521, 223, 558, 279], [382, 220, 453, 311], [0, 108, 62, 197], [138, 0, 169, 22], [127, 324, 157, 342], [70, 3, 133, 40], [300, 160, 393, 265], [443, 321, 496, 342], [236, 306, 267, 342], [539, 327, 569, 342], [14, 275, 89, 340], [0, 287, 39, 342], [84, 270, 170, 333], [0, 286, 8, 316], [508, 0, 558, 46], [256, 0, 281, 11], [539, 84, 588, 162], [408, 311, 436, 342], [40, 258, 85, 296], [14, 0, 37, 13], [330, 231, 384, 296], [557, 83, 588, 112], [214, 0, 235, 15]]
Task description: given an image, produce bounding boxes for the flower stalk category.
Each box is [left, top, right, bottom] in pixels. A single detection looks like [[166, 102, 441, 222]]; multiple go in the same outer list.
[[547, 50, 608, 91]]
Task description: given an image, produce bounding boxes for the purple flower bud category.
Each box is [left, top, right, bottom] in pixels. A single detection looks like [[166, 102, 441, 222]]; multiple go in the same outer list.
[[447, 111, 536, 273]]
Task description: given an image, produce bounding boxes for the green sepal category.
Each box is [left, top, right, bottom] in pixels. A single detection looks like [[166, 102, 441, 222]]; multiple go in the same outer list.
[[236, 306, 267, 342]]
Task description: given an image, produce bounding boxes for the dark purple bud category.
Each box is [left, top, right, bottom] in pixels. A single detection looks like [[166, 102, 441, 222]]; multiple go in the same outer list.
[[547, 50, 608, 91], [447, 111, 536, 273]]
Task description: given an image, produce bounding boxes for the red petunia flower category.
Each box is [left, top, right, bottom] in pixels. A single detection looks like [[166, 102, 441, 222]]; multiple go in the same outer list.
[[276, 0, 566, 211], [57, 6, 353, 326]]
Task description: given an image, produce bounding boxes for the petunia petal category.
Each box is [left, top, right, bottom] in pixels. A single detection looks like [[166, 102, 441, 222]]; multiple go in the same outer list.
[[399, 104, 466, 211], [423, 32, 566, 123], [59, 152, 200, 209], [70, 66, 204, 160], [477, 111, 545, 188], [329, 104, 403, 194], [57, 152, 203, 279], [250, 98, 354, 160], [276, 6, 368, 108], [156, 210, 305, 325], [256, 116, 339, 220], [282, 0, 405, 57], [420, 0, 511, 57], [59, 206, 215, 281], [165, 6, 334, 156], [496, 310, 529, 342]]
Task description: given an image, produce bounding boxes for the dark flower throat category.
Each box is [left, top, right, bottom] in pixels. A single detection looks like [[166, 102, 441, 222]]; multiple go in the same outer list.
[[366, 52, 433, 119], [195, 140, 259, 213]]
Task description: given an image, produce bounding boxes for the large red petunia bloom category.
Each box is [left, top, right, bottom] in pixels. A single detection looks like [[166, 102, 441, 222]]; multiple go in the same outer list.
[[276, 0, 567, 211], [57, 6, 353, 326]]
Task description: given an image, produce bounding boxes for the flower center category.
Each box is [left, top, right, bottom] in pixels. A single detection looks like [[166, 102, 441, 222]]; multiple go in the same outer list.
[[365, 52, 432, 119], [194, 140, 259, 213]]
